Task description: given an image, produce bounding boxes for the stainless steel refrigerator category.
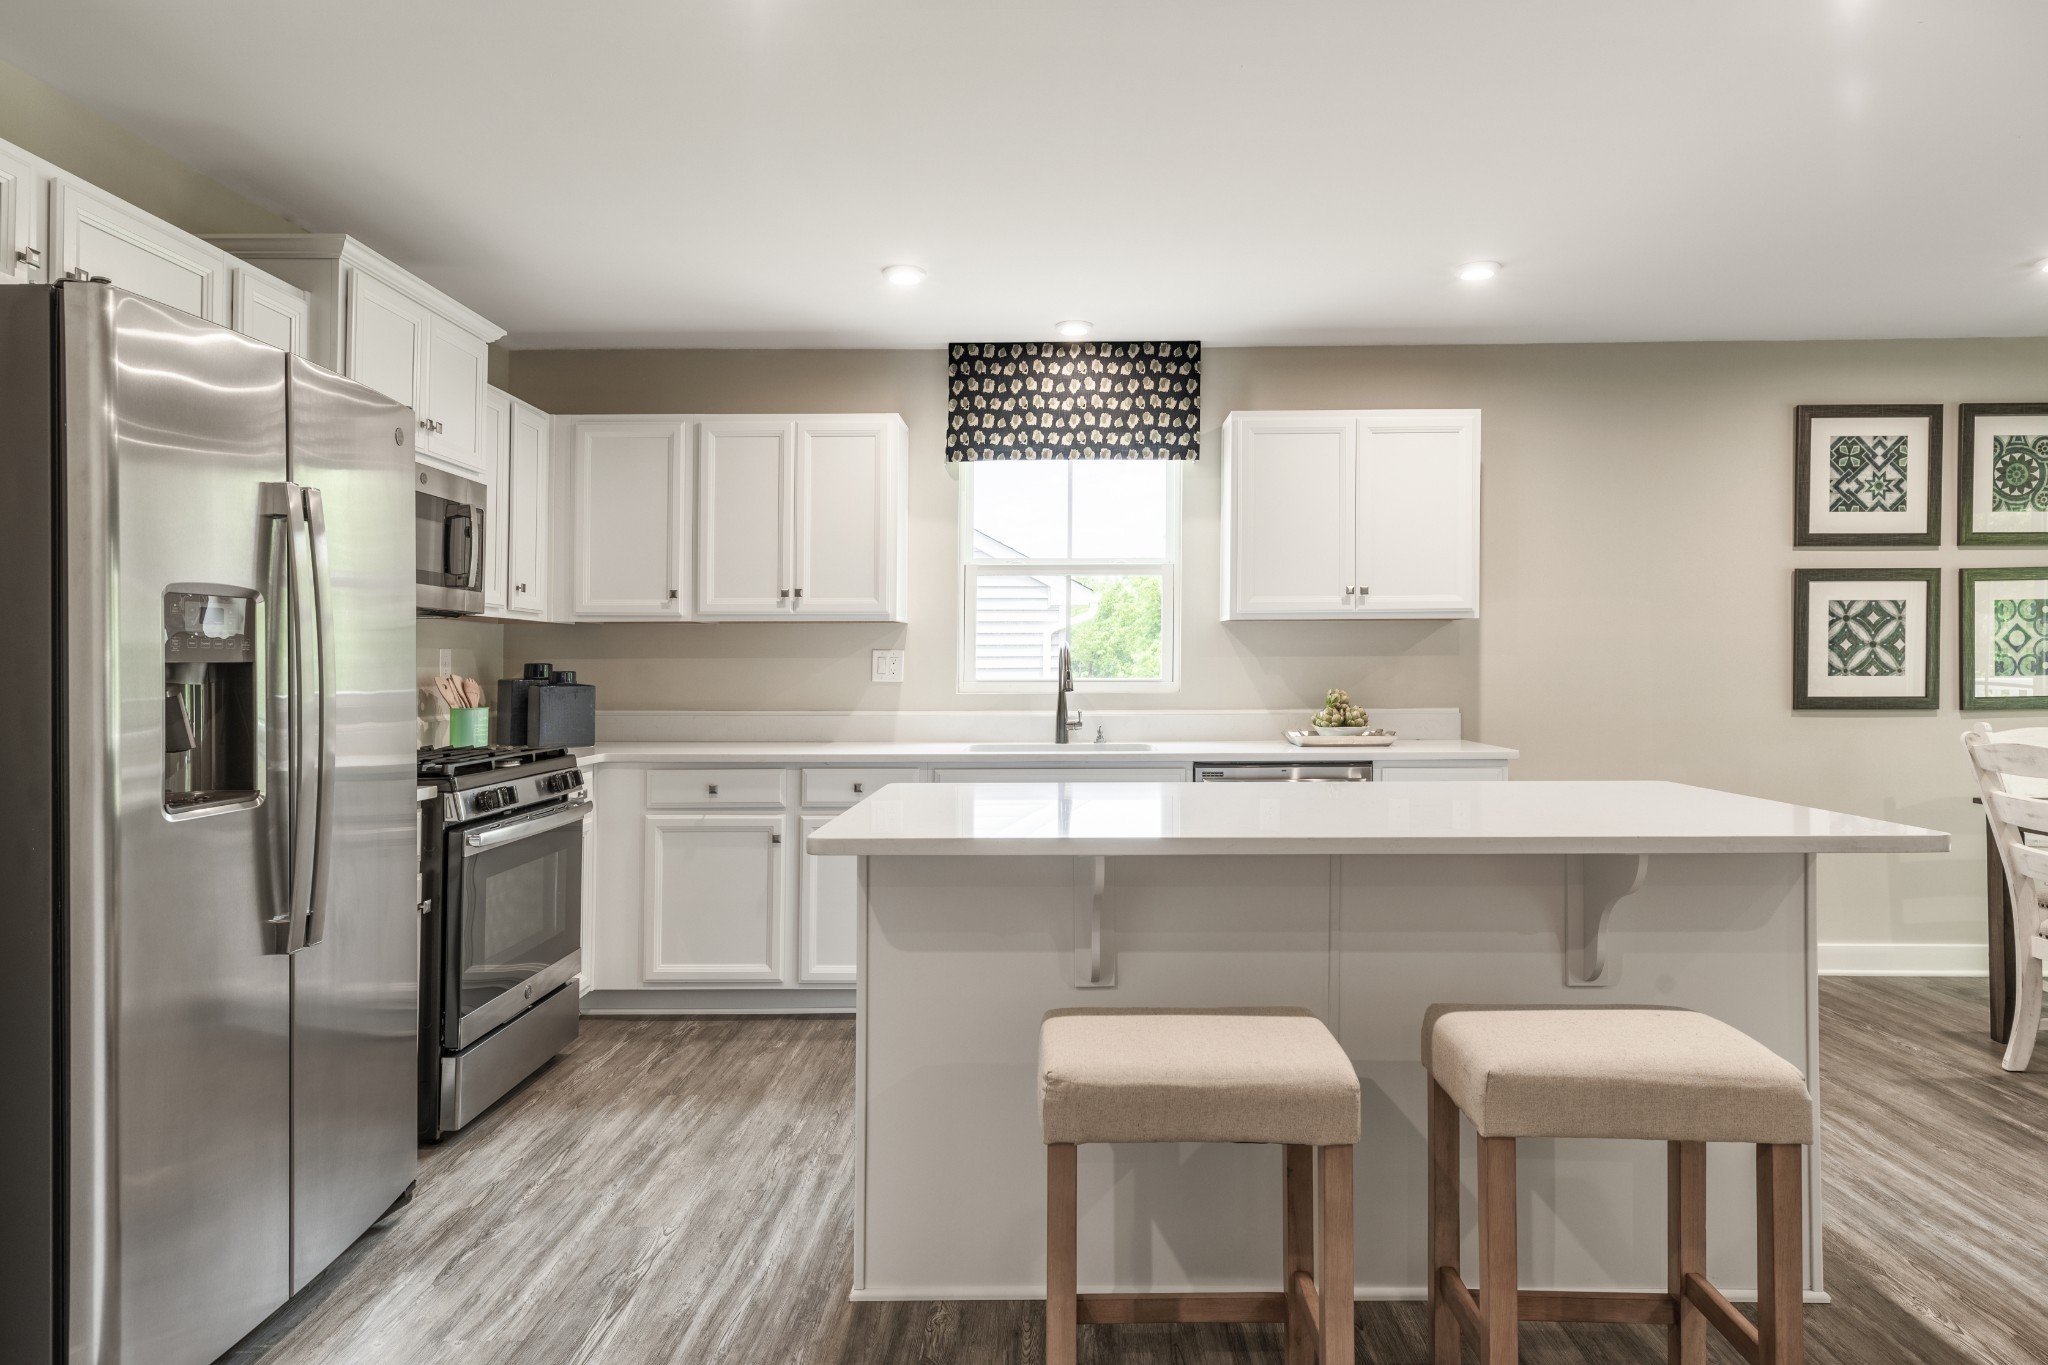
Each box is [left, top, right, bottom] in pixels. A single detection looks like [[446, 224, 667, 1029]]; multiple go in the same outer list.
[[0, 282, 418, 1365]]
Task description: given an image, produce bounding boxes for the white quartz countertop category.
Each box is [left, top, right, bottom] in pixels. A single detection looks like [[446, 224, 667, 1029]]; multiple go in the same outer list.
[[805, 780, 1948, 856], [575, 738, 1516, 765]]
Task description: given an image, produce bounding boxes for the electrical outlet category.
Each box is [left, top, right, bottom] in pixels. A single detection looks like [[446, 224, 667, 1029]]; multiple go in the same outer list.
[[871, 649, 905, 683], [437, 648, 453, 676]]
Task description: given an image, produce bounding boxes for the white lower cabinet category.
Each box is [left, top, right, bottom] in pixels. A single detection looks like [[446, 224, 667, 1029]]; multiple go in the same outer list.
[[592, 764, 927, 998], [798, 815, 859, 985], [934, 766, 1191, 783], [642, 811, 791, 984]]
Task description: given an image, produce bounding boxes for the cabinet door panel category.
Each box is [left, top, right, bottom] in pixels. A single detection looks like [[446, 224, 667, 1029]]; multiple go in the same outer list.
[[0, 146, 48, 283], [696, 420, 793, 618], [792, 420, 893, 619], [481, 389, 512, 615], [1355, 412, 1479, 617], [642, 813, 789, 984], [232, 267, 309, 356], [932, 767, 1190, 783], [798, 815, 858, 984], [422, 318, 489, 474], [1227, 418, 1355, 617], [572, 422, 685, 617], [345, 271, 427, 415], [51, 181, 226, 321], [506, 402, 551, 617]]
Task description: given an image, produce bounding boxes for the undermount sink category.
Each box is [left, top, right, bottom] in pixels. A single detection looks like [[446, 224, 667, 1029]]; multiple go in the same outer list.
[[966, 742, 1156, 753]]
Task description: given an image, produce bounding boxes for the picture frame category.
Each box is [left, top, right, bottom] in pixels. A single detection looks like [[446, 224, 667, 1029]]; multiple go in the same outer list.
[[1957, 403, 2048, 545], [1792, 568, 1939, 711], [1793, 404, 1943, 547], [1960, 566, 2048, 710]]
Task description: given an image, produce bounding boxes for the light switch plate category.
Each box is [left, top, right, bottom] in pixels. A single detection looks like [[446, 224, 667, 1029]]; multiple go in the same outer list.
[[872, 649, 905, 683]]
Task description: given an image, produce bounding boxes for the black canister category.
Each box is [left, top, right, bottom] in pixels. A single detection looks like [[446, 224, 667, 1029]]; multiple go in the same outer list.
[[528, 669, 596, 748], [493, 662, 553, 746]]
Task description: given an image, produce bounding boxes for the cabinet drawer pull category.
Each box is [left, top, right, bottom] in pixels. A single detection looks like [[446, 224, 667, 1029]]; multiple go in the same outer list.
[[17, 246, 40, 266], [668, 588, 678, 599], [1359, 585, 1369, 595], [792, 587, 803, 598], [707, 784, 719, 796], [770, 832, 781, 844], [778, 589, 789, 599], [1344, 585, 1355, 595], [852, 783, 864, 794]]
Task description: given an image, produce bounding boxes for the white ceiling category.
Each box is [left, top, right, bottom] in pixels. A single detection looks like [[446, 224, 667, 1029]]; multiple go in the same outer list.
[[5, 1, 2047, 348]]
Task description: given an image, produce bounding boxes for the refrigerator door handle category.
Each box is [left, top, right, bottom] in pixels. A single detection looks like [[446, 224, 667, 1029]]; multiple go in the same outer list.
[[262, 479, 317, 954], [303, 485, 337, 947]]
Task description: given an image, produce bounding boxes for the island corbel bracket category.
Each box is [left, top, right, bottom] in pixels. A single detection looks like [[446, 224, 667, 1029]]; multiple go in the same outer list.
[[1073, 855, 1114, 988], [1565, 853, 1650, 987]]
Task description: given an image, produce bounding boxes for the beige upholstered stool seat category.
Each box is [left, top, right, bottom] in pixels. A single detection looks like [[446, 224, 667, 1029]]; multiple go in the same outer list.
[[1039, 1006, 1361, 1147], [1422, 1005, 1812, 1146]]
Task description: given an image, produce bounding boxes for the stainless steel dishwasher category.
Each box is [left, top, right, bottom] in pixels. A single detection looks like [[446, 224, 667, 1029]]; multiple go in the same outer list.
[[1193, 764, 1374, 782]]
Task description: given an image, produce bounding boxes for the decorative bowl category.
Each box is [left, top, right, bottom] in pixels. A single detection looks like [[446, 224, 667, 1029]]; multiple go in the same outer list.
[[1311, 725, 1370, 736]]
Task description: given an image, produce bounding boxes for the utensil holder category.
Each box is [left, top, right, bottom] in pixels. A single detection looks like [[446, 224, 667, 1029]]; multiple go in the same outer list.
[[448, 706, 490, 748]]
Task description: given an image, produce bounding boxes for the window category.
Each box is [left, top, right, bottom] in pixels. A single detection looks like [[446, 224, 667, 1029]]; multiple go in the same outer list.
[[959, 461, 1179, 690]]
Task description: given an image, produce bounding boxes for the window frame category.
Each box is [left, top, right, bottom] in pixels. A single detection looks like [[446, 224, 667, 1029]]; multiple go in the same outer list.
[[955, 461, 1183, 695]]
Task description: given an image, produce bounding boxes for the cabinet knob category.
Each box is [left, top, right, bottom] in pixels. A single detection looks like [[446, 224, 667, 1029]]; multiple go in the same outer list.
[[770, 832, 782, 844], [1344, 585, 1355, 596], [515, 583, 527, 593], [419, 418, 431, 430], [852, 783, 864, 794], [1359, 585, 1369, 595], [708, 784, 719, 796], [668, 588, 678, 599], [16, 246, 40, 265], [778, 589, 789, 599], [792, 587, 803, 599]]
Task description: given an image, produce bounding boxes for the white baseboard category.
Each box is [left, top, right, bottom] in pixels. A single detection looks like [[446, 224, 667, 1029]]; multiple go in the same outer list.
[[1818, 942, 1989, 976], [580, 987, 856, 1015]]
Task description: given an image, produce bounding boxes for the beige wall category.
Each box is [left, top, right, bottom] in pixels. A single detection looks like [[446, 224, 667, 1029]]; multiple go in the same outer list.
[[505, 337, 2048, 954], [0, 58, 299, 236]]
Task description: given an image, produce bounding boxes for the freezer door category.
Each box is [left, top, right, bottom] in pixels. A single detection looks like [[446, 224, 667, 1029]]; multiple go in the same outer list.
[[285, 356, 419, 1290], [87, 285, 296, 1365]]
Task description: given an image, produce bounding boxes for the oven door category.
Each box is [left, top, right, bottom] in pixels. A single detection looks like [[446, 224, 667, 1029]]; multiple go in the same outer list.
[[416, 466, 485, 616], [442, 799, 585, 1049]]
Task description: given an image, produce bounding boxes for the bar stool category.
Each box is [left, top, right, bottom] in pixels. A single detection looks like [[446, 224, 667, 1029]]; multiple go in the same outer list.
[[1039, 1007, 1361, 1365], [1422, 1006, 1815, 1365]]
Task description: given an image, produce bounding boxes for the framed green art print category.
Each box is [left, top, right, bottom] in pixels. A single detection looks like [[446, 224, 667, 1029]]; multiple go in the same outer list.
[[1957, 403, 2048, 545], [1792, 568, 1939, 710], [1961, 566, 2048, 710], [1794, 404, 1943, 548]]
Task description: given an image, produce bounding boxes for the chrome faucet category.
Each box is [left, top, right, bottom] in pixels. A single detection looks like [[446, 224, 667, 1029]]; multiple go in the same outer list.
[[1054, 644, 1082, 743]]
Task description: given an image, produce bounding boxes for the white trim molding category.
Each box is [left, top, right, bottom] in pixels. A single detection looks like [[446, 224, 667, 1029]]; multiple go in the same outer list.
[[1818, 942, 1989, 976]]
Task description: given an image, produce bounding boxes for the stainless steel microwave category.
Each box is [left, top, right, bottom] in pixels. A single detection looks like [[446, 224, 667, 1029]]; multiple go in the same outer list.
[[416, 466, 486, 616]]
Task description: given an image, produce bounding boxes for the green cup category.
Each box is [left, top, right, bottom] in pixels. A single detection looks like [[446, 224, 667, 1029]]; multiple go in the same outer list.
[[448, 706, 490, 748]]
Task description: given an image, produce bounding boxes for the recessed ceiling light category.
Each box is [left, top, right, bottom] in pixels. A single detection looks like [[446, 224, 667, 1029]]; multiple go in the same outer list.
[[1458, 261, 1502, 282], [1055, 319, 1093, 338], [2037, 259, 2048, 274], [881, 264, 926, 287]]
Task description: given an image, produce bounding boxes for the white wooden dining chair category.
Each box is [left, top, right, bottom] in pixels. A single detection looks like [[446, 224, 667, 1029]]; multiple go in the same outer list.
[[1962, 723, 2048, 1071]]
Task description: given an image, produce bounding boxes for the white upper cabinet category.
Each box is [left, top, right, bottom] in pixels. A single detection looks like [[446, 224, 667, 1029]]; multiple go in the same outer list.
[[230, 268, 309, 356], [204, 235, 506, 476], [346, 270, 428, 418], [505, 401, 552, 618], [481, 388, 512, 615], [1222, 409, 1480, 620], [49, 181, 228, 323], [569, 420, 688, 619], [0, 144, 49, 284], [791, 418, 905, 619], [697, 414, 908, 622], [696, 419, 794, 619], [421, 316, 489, 474]]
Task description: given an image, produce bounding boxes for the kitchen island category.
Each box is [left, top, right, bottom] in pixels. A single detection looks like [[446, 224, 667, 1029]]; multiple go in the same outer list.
[[808, 780, 1946, 1304]]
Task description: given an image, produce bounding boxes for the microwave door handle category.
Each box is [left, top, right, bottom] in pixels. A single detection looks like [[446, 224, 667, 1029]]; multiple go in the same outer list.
[[261, 481, 314, 953], [302, 486, 337, 947], [461, 796, 592, 856], [446, 509, 473, 582]]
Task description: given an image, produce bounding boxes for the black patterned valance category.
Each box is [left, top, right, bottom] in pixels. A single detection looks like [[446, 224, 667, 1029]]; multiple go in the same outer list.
[[946, 341, 1201, 460]]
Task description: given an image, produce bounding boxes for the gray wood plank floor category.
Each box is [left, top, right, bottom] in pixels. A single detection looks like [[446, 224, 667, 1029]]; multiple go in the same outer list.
[[226, 979, 2047, 1365]]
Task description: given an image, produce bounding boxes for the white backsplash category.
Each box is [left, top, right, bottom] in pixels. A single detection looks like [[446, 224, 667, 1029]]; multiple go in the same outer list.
[[594, 707, 1461, 744]]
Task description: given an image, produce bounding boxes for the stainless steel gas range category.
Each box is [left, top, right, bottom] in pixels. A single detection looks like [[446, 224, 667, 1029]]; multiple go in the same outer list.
[[417, 744, 589, 1139]]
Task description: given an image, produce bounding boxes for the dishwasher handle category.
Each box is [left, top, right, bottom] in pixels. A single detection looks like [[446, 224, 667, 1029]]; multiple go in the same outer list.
[[1194, 765, 1374, 783]]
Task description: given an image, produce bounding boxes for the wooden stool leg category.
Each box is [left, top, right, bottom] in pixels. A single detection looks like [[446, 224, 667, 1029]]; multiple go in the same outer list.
[[1318, 1144, 1355, 1365], [1477, 1135, 1519, 1365], [1284, 1144, 1316, 1365], [1667, 1140, 1706, 1365], [1046, 1143, 1077, 1365], [1428, 1081, 1462, 1365], [1756, 1144, 1805, 1365]]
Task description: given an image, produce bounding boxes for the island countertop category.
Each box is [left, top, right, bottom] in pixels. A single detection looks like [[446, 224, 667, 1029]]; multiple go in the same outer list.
[[806, 778, 1948, 857]]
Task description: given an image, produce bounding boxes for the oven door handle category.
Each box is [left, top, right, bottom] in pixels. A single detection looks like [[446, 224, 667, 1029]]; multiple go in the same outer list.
[[461, 795, 592, 856]]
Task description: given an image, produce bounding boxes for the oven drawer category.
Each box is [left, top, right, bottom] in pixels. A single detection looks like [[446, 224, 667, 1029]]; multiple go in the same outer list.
[[647, 767, 788, 809], [800, 766, 920, 809]]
